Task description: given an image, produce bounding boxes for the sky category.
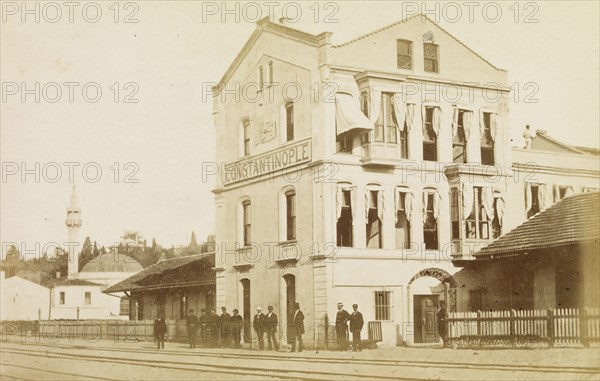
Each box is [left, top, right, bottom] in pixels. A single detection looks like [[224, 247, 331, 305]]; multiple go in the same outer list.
[[1, 1, 599, 257]]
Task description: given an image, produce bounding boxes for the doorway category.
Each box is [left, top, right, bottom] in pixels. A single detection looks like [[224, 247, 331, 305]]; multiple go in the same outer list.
[[413, 294, 439, 343], [240, 279, 251, 341], [283, 274, 296, 341]]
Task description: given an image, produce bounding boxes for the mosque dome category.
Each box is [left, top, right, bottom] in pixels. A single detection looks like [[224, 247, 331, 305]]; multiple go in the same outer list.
[[80, 253, 143, 273]]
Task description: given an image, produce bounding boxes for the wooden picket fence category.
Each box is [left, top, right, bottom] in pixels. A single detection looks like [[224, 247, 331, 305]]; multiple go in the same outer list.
[[446, 307, 600, 348]]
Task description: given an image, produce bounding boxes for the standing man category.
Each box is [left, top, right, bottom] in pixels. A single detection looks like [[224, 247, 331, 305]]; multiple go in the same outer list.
[[265, 306, 279, 351], [335, 302, 351, 351], [205, 309, 218, 348], [349, 304, 364, 352], [253, 306, 266, 350], [219, 306, 231, 348], [198, 308, 207, 347], [231, 309, 243, 348], [290, 302, 304, 352], [186, 309, 199, 349], [153, 315, 167, 350], [437, 300, 447, 348]]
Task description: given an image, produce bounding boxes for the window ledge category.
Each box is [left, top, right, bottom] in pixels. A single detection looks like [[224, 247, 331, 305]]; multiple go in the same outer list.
[[278, 240, 298, 246]]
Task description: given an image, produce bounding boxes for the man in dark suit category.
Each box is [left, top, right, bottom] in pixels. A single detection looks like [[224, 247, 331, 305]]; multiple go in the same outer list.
[[219, 306, 231, 348], [437, 300, 447, 347], [186, 309, 199, 348], [349, 304, 364, 352], [290, 302, 304, 352], [253, 306, 266, 350], [198, 308, 207, 347], [153, 315, 167, 349], [265, 305, 279, 351], [231, 309, 243, 348], [335, 302, 351, 351], [205, 309, 218, 347]]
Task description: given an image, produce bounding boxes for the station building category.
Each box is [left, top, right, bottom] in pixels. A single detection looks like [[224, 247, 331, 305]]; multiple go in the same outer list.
[[210, 15, 599, 347]]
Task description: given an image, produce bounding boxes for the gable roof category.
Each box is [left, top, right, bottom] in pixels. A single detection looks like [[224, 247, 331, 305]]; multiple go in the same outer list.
[[44, 278, 102, 288], [103, 253, 215, 293], [530, 130, 588, 154], [214, 17, 321, 92], [475, 192, 600, 258], [332, 14, 504, 72]]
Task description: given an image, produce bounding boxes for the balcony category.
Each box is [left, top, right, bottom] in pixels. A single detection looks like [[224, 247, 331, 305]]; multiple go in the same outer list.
[[360, 142, 405, 166]]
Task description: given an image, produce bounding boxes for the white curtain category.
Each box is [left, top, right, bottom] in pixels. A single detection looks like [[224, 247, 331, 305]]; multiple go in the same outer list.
[[336, 184, 356, 225], [368, 89, 381, 124], [496, 197, 505, 226], [432, 107, 442, 136], [422, 192, 429, 226], [479, 110, 485, 138], [538, 184, 547, 210], [452, 106, 459, 137], [393, 94, 406, 131], [463, 111, 472, 141], [553, 185, 560, 203], [433, 191, 441, 221], [525, 183, 532, 211], [365, 188, 384, 221], [490, 113, 497, 142], [405, 103, 415, 131], [481, 187, 495, 220], [405, 192, 414, 223], [463, 184, 474, 218]]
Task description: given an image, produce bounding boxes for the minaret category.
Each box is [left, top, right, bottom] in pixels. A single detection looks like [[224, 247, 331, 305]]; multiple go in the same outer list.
[[66, 184, 82, 278]]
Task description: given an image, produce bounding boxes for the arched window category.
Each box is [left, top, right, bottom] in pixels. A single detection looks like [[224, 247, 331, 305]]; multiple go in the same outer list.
[[365, 184, 384, 249], [242, 200, 252, 246], [285, 189, 296, 240], [239, 118, 251, 157], [422, 189, 440, 250]]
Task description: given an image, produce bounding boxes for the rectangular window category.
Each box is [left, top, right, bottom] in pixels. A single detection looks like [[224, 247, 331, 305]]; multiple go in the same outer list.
[[385, 94, 397, 144], [286, 191, 296, 241], [337, 189, 353, 247], [336, 134, 353, 153], [286, 103, 294, 141], [366, 190, 382, 248], [527, 185, 540, 219], [360, 91, 369, 118], [480, 112, 494, 165], [243, 120, 250, 156], [395, 192, 411, 249], [423, 193, 438, 249], [451, 188, 460, 239], [452, 110, 467, 163], [243, 201, 252, 246], [423, 43, 439, 73], [469, 289, 487, 312], [374, 291, 392, 321], [258, 65, 264, 89], [374, 96, 385, 142], [465, 187, 491, 239], [84, 292, 91, 305], [423, 107, 437, 161], [59, 291, 65, 305], [397, 39, 413, 69]]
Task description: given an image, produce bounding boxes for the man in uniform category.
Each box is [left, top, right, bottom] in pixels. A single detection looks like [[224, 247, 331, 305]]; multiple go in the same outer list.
[[186, 309, 199, 348], [253, 306, 266, 350], [349, 304, 364, 352], [153, 315, 167, 350], [265, 306, 279, 351], [335, 302, 351, 351], [289, 302, 304, 352]]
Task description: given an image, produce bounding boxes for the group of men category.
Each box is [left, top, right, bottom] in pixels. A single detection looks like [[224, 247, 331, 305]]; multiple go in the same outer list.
[[335, 302, 364, 352]]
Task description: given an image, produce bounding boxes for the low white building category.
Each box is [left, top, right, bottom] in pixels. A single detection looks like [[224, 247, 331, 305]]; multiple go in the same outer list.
[[0, 271, 50, 321]]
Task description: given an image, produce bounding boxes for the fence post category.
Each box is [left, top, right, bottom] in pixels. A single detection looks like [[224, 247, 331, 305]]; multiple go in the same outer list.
[[510, 309, 516, 347], [580, 308, 588, 348], [547, 309, 554, 348], [476, 310, 482, 337]]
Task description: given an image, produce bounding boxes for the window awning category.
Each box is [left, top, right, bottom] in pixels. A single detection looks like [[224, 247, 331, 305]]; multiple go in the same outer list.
[[335, 92, 374, 136]]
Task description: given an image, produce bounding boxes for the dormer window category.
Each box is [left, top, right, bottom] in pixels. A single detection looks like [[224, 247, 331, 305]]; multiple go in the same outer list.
[[423, 43, 439, 73], [397, 39, 413, 69]]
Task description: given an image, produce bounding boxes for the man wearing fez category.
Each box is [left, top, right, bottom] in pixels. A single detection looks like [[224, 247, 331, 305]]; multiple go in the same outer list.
[[335, 302, 351, 351], [349, 304, 364, 352], [219, 306, 231, 347], [265, 305, 280, 351], [289, 302, 304, 352], [186, 308, 199, 349], [253, 306, 266, 350]]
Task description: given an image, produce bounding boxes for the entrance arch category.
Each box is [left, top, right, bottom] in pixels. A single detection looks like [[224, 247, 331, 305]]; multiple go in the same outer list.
[[407, 268, 457, 344]]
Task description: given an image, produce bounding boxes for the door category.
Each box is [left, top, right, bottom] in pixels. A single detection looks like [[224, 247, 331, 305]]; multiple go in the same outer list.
[[413, 295, 439, 343], [283, 274, 296, 342], [240, 279, 250, 342]]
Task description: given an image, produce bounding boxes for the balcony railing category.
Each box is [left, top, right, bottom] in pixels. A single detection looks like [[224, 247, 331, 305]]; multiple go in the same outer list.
[[361, 142, 405, 166]]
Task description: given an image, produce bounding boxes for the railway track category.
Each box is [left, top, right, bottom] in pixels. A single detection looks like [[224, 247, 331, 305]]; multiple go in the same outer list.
[[2, 340, 598, 376]]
